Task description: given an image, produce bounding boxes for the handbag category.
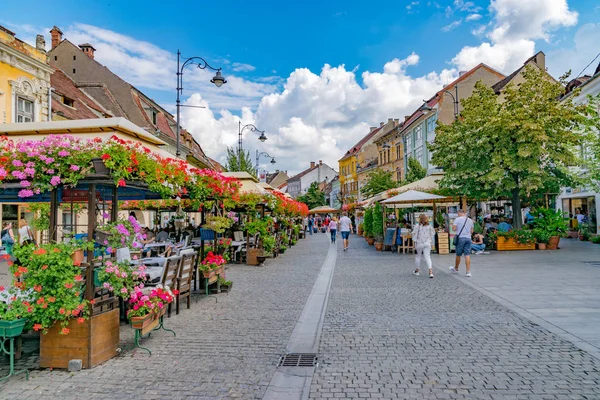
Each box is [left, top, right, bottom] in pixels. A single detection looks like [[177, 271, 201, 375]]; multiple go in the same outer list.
[[2, 232, 14, 245], [453, 218, 467, 246]]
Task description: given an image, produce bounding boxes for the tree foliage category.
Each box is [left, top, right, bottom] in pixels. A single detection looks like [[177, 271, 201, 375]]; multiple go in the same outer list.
[[429, 66, 592, 228], [363, 207, 373, 238], [297, 181, 326, 210], [371, 203, 384, 241], [224, 147, 256, 177], [361, 168, 397, 199], [405, 156, 427, 184]]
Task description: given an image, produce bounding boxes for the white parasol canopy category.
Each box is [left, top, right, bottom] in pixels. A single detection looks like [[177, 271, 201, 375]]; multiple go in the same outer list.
[[382, 189, 446, 204]]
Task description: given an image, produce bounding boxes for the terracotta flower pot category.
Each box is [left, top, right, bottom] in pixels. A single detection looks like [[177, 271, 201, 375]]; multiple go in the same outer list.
[[366, 238, 375, 246], [374, 242, 383, 251], [537, 243, 547, 250], [546, 236, 560, 250]]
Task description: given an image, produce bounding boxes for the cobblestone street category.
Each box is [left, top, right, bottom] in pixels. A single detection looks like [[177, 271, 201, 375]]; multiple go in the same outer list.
[[2, 233, 600, 399]]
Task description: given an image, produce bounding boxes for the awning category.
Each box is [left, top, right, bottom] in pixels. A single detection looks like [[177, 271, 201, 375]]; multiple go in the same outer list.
[[222, 171, 268, 194], [308, 205, 339, 214], [382, 190, 446, 204]]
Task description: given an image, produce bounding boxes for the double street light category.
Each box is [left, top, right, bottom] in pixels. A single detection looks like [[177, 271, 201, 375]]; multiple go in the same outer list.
[[175, 50, 226, 157], [255, 150, 276, 173], [238, 122, 267, 170]]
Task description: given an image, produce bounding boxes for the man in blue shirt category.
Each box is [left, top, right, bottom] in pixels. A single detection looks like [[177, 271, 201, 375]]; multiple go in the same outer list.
[[497, 218, 512, 232], [307, 216, 314, 236]]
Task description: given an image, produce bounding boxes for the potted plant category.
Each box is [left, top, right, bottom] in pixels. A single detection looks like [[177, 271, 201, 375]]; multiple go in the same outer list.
[[533, 208, 569, 250], [218, 277, 233, 293], [578, 223, 589, 241], [127, 285, 176, 333], [357, 222, 364, 236], [0, 286, 31, 338], [533, 228, 550, 250], [364, 207, 375, 246], [489, 229, 536, 250], [372, 204, 384, 251], [200, 252, 226, 280]]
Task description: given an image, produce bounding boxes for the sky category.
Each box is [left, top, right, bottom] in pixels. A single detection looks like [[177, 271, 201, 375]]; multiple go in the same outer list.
[[2, 0, 599, 176]]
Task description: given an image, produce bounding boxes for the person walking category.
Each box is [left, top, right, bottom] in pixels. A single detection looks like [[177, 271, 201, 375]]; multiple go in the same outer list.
[[1, 222, 16, 255], [449, 209, 474, 277], [307, 215, 314, 236], [412, 214, 435, 278], [18, 219, 35, 246], [328, 217, 337, 243], [338, 212, 353, 251]]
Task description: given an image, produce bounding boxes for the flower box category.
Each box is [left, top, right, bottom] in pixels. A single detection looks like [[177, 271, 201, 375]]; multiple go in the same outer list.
[[40, 308, 120, 369], [90, 158, 110, 175], [495, 236, 535, 251], [0, 319, 27, 338], [202, 269, 216, 279], [131, 311, 160, 335]]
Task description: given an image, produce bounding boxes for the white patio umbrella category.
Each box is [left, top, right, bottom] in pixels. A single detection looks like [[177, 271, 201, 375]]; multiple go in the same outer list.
[[382, 190, 447, 205]]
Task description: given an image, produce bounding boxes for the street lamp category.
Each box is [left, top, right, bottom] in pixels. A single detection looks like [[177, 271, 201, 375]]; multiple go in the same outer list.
[[444, 85, 459, 118], [255, 150, 276, 172], [238, 122, 266, 170], [176, 50, 226, 157]]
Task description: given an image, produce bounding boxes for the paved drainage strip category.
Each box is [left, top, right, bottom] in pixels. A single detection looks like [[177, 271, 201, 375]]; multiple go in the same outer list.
[[262, 243, 338, 400]]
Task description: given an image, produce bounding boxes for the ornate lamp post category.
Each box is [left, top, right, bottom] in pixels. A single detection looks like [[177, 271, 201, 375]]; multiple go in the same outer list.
[[238, 122, 266, 170], [255, 150, 276, 173], [175, 50, 226, 157]]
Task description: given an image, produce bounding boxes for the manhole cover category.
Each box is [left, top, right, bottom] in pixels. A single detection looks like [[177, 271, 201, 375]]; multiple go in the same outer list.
[[583, 261, 600, 268], [278, 353, 318, 367]]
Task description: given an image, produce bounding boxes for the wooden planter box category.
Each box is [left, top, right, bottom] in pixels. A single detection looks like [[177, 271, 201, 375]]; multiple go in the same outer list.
[[436, 232, 450, 254], [131, 311, 160, 336], [495, 236, 535, 251], [246, 248, 262, 266], [40, 308, 119, 369]]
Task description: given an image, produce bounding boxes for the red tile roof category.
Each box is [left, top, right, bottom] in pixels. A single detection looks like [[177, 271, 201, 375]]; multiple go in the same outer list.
[[50, 68, 109, 120], [339, 126, 384, 162]]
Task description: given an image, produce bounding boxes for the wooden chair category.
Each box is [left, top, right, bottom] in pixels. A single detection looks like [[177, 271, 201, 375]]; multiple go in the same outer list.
[[175, 252, 196, 315], [233, 231, 244, 242], [161, 256, 181, 317]]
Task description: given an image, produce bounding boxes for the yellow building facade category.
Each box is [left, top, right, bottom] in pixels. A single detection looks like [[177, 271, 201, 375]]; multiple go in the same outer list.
[[0, 26, 53, 124]]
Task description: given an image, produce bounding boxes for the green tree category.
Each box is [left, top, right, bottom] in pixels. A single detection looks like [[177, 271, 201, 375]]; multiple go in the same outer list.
[[405, 156, 427, 183], [363, 207, 373, 238], [297, 182, 326, 210], [224, 147, 256, 177], [361, 168, 397, 199], [430, 66, 590, 229], [372, 203, 384, 241]]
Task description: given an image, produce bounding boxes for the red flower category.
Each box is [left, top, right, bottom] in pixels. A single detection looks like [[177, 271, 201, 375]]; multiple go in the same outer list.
[[90, 299, 96, 305], [48, 296, 56, 303], [59, 308, 66, 315], [0, 285, 4, 291], [65, 282, 74, 289], [33, 284, 42, 292], [74, 275, 83, 281], [101, 153, 111, 160], [42, 264, 48, 270], [61, 328, 70, 335], [33, 248, 47, 255], [77, 318, 85, 324], [33, 324, 43, 331], [118, 179, 126, 187]]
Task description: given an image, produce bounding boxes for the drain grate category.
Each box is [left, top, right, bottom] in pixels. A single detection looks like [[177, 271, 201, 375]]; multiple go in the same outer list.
[[278, 353, 318, 367]]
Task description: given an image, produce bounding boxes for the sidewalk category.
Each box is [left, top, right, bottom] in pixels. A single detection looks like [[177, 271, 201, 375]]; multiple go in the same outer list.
[[310, 234, 600, 399], [429, 238, 600, 357]]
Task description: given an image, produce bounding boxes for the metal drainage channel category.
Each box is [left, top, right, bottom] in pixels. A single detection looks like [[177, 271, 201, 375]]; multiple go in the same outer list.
[[278, 353, 318, 368]]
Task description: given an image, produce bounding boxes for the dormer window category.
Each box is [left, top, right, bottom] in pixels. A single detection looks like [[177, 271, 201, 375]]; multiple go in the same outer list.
[[62, 96, 74, 107]]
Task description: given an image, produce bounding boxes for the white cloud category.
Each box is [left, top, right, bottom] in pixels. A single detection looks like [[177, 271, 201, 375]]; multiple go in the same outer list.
[[182, 55, 457, 174], [442, 20, 463, 32], [63, 23, 276, 111], [466, 13, 482, 21], [452, 0, 579, 73], [547, 23, 600, 78], [231, 62, 256, 72]]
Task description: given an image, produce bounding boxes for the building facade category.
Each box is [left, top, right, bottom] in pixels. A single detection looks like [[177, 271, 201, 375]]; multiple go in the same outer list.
[[0, 26, 53, 124], [287, 161, 337, 199]]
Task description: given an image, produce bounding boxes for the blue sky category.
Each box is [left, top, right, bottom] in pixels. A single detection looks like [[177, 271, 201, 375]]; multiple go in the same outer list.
[[2, 0, 599, 174]]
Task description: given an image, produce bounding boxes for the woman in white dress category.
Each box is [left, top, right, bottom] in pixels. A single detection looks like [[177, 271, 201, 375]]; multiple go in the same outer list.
[[412, 214, 435, 278]]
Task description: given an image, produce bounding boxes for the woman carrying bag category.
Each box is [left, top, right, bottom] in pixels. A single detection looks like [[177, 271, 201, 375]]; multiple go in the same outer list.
[[412, 214, 435, 279], [18, 219, 35, 246], [1, 222, 16, 255]]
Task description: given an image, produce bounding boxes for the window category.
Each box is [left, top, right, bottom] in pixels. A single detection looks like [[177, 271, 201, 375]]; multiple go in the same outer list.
[[427, 115, 437, 142], [396, 145, 401, 160], [16, 97, 34, 123], [54, 56, 57, 61], [63, 96, 74, 107], [387, 149, 391, 164], [73, 55, 76, 60], [414, 125, 423, 148], [416, 149, 424, 165], [72, 68, 76, 74]]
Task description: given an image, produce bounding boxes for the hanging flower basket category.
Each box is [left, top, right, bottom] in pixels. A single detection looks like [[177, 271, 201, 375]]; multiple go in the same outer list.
[[0, 318, 27, 338], [90, 158, 110, 175]]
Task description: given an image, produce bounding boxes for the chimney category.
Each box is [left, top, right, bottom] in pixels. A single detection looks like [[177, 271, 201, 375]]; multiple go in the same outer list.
[[380, 122, 384, 127], [50, 26, 62, 49], [35, 34, 46, 53], [459, 70, 467, 77], [394, 118, 399, 126], [79, 43, 96, 59], [369, 126, 377, 132], [319, 160, 323, 165], [310, 161, 315, 168], [404, 115, 411, 122], [388, 118, 394, 124]]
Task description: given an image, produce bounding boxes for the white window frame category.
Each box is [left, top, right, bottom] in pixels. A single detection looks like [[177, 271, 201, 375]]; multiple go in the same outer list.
[[16, 96, 34, 123]]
